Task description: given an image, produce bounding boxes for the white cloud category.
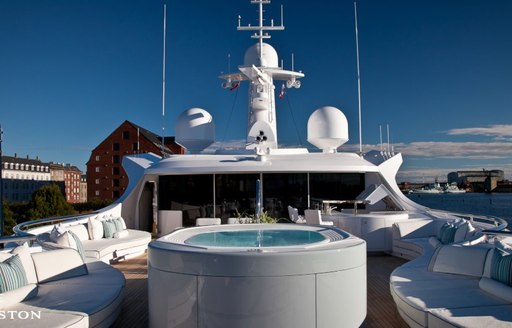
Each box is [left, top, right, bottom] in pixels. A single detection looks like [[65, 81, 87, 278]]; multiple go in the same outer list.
[[446, 124, 512, 138], [393, 141, 512, 159]]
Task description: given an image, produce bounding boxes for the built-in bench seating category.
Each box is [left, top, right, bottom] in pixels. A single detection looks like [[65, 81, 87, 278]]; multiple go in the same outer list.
[[392, 218, 485, 260], [36, 216, 151, 263], [390, 218, 512, 327], [0, 244, 125, 327]]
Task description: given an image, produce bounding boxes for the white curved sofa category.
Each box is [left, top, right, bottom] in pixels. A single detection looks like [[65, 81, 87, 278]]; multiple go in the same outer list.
[[36, 217, 151, 263], [390, 242, 512, 327], [0, 245, 125, 328], [391, 218, 485, 260]]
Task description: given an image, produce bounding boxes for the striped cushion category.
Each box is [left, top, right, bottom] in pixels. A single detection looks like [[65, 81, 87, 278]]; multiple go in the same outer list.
[[68, 230, 86, 260], [0, 255, 28, 293], [102, 220, 117, 238], [439, 223, 456, 244], [491, 248, 512, 286]]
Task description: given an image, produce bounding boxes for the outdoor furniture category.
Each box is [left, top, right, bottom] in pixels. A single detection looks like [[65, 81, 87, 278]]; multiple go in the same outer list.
[[0, 245, 125, 328], [195, 218, 221, 226], [287, 206, 305, 224], [304, 209, 334, 226]]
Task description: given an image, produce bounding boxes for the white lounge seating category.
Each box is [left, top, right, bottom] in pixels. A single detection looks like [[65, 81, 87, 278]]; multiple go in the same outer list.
[[37, 216, 152, 263], [304, 209, 334, 226], [391, 218, 485, 260], [390, 241, 512, 328], [195, 218, 221, 226], [287, 206, 305, 224], [0, 245, 125, 328]]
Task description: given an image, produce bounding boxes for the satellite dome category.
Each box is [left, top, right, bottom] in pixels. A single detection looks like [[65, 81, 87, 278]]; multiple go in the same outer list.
[[175, 108, 215, 153], [244, 43, 278, 68], [307, 106, 349, 153]]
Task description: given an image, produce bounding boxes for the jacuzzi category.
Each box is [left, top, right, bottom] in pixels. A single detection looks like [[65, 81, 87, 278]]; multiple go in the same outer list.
[[148, 224, 367, 328]]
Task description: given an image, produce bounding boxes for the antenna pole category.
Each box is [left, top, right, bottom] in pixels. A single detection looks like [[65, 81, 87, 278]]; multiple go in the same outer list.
[[161, 4, 167, 149], [354, 1, 363, 155], [379, 125, 383, 152], [387, 124, 390, 153]]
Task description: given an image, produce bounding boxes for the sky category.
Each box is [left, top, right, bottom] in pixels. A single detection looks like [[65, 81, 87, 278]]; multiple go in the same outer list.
[[1, 0, 511, 183]]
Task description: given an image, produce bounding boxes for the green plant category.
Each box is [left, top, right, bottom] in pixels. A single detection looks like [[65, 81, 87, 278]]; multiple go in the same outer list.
[[233, 209, 277, 224]]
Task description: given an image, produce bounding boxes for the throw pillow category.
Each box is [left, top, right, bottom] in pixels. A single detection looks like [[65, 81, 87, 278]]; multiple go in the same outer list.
[[88, 217, 103, 240], [440, 223, 456, 244], [11, 243, 38, 285], [68, 230, 86, 260], [437, 222, 451, 240], [53, 231, 78, 250], [491, 248, 512, 286], [113, 230, 129, 239], [453, 220, 469, 243], [0, 255, 28, 293], [102, 220, 117, 238], [112, 217, 124, 232]]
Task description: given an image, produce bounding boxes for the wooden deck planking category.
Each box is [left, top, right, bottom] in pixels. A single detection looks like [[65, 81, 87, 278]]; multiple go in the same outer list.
[[112, 253, 408, 328]]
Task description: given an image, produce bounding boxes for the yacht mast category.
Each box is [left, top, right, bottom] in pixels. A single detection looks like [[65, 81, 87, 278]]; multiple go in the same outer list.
[[222, 0, 303, 151], [161, 4, 167, 150], [354, 1, 363, 155]]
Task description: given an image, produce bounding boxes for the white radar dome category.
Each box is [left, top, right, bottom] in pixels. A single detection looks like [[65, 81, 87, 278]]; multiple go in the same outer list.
[[244, 43, 278, 68], [175, 108, 215, 153], [307, 106, 349, 153]]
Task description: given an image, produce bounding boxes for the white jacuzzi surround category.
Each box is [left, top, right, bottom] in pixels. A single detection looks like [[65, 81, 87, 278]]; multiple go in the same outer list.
[[148, 224, 367, 328]]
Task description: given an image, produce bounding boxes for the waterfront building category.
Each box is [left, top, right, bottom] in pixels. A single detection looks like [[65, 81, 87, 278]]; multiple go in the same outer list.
[[86, 120, 184, 201], [448, 169, 504, 192], [1, 154, 52, 203]]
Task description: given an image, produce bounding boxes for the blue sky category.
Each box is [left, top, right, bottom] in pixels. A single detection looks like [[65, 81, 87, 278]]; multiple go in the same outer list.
[[1, 0, 511, 182]]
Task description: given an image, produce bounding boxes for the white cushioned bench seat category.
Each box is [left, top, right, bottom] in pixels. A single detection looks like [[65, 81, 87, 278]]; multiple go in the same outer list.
[[0, 246, 125, 328], [390, 242, 512, 328], [82, 229, 151, 262], [37, 216, 152, 263], [429, 305, 512, 328], [392, 218, 485, 261]]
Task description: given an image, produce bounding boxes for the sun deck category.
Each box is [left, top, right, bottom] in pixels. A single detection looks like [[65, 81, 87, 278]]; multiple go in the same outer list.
[[111, 253, 408, 328]]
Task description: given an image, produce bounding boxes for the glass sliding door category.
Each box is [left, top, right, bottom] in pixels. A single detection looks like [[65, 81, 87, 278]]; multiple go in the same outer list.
[[262, 173, 308, 219], [309, 173, 365, 210], [215, 174, 259, 220], [159, 175, 214, 226]]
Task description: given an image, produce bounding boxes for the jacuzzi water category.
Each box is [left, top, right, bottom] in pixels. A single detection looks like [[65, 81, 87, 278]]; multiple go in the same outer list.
[[184, 229, 327, 247]]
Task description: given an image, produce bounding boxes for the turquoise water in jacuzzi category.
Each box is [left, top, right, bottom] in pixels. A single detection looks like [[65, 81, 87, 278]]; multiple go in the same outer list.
[[184, 229, 328, 247]]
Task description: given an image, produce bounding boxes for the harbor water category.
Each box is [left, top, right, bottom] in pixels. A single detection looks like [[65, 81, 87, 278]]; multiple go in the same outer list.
[[406, 193, 512, 225]]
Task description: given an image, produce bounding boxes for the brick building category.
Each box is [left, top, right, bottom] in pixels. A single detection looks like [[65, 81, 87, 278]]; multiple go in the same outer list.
[[49, 163, 82, 203], [86, 120, 184, 201]]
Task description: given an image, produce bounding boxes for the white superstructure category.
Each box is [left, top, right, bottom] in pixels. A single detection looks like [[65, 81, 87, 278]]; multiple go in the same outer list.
[[114, 0, 459, 252]]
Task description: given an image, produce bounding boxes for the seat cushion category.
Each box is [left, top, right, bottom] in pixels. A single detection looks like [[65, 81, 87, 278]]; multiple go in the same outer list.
[[25, 272, 124, 328], [429, 304, 512, 328], [82, 229, 151, 260], [5, 303, 88, 328], [0, 283, 38, 310]]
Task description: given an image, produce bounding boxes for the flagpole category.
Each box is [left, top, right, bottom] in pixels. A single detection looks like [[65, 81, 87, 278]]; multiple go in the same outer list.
[[354, 1, 363, 155]]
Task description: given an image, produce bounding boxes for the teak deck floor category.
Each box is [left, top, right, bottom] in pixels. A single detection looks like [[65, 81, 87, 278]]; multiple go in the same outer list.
[[112, 253, 408, 328]]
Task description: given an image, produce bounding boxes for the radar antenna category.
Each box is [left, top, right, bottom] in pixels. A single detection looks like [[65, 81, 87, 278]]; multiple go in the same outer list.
[[237, 0, 284, 61]]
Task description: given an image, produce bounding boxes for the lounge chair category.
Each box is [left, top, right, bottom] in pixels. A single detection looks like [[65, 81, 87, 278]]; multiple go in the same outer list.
[[304, 209, 334, 226]]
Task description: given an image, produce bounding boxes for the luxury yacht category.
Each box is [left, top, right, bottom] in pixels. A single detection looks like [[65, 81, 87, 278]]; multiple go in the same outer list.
[[3, 1, 510, 328]]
